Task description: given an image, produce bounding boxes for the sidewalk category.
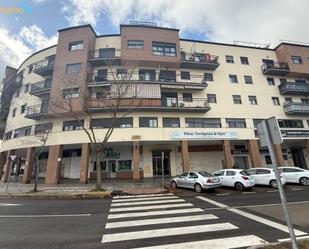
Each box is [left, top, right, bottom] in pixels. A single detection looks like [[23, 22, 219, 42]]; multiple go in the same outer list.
[[0, 177, 170, 198]]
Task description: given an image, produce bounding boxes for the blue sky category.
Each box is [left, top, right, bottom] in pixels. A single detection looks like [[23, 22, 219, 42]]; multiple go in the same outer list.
[[1, 0, 309, 78]]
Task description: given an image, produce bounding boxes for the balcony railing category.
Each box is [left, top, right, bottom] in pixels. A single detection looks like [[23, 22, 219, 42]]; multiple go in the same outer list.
[[283, 102, 309, 115], [87, 72, 208, 90], [30, 79, 52, 96], [33, 57, 55, 76], [180, 52, 219, 70], [261, 61, 290, 76], [25, 104, 49, 120], [88, 49, 121, 66], [278, 82, 309, 95], [88, 97, 210, 113]]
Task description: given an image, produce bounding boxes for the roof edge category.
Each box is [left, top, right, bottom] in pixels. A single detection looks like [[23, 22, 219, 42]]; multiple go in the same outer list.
[[58, 24, 97, 35], [120, 24, 179, 32]]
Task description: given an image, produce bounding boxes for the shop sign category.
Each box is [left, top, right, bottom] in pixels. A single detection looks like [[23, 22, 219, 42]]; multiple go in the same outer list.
[[281, 130, 309, 138], [169, 131, 238, 139]]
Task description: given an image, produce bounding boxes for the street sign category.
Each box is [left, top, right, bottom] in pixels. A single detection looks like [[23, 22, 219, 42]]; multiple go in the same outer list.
[[9, 155, 17, 161], [257, 117, 283, 147]]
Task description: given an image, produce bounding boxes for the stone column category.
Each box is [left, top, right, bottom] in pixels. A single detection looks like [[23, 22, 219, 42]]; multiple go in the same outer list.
[[45, 145, 63, 184], [248, 140, 262, 168], [1, 150, 14, 183], [181, 140, 190, 172], [273, 144, 285, 166], [223, 140, 234, 169], [132, 141, 140, 181], [22, 147, 35, 184], [0, 152, 7, 180], [80, 143, 90, 184]]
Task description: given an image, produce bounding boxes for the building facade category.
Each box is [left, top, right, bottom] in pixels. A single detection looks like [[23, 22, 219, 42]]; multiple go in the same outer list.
[[1, 23, 309, 184]]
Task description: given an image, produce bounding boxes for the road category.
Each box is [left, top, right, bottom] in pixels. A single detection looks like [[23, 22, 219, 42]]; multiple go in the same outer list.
[[0, 185, 308, 249]]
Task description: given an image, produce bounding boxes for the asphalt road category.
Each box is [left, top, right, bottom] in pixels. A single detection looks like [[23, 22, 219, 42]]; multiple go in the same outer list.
[[0, 185, 308, 249]]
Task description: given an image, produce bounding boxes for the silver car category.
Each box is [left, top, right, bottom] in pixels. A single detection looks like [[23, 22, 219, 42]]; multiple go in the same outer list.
[[171, 171, 221, 193]]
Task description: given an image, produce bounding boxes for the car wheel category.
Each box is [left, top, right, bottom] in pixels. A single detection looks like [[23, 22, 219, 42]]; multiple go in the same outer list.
[[194, 183, 203, 193], [299, 177, 309, 186], [270, 180, 278, 188], [171, 181, 177, 189], [235, 182, 244, 191]]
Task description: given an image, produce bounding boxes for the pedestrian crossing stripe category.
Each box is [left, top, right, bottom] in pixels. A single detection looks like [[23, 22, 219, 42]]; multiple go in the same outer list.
[[110, 199, 185, 207], [113, 193, 173, 199], [109, 203, 193, 212], [112, 196, 179, 203]]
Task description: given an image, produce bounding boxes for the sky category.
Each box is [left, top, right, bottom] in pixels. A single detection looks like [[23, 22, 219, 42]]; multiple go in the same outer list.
[[1, 0, 309, 78]]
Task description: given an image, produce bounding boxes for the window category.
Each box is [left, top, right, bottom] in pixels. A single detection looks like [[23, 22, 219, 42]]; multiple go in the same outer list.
[[229, 74, 238, 83], [253, 119, 264, 128], [21, 104, 27, 114], [90, 118, 133, 128], [128, 40, 143, 49], [95, 69, 108, 81], [159, 70, 176, 82], [63, 120, 84, 131], [139, 69, 156, 81], [163, 117, 180, 128], [226, 170, 236, 176], [93, 161, 107, 172], [267, 78, 275, 86], [15, 88, 20, 97], [226, 55, 234, 63], [280, 78, 287, 84], [233, 95, 242, 104], [24, 84, 30, 93], [69, 41, 84, 51], [28, 64, 33, 74], [182, 93, 192, 102], [265, 155, 272, 164], [188, 172, 198, 178], [118, 160, 132, 171], [207, 94, 217, 103], [117, 68, 127, 78], [291, 56, 302, 64], [204, 73, 213, 81], [63, 88, 79, 98], [181, 71, 190, 80], [283, 167, 303, 173], [272, 97, 280, 106], [278, 119, 303, 128], [12, 108, 16, 117], [4, 131, 12, 141], [98, 48, 115, 58], [13, 126, 31, 138], [240, 56, 249, 65], [285, 97, 293, 103], [226, 118, 246, 128], [139, 117, 158, 128], [66, 63, 81, 74], [152, 42, 176, 57], [244, 75, 253, 84], [301, 98, 309, 104], [185, 118, 221, 128], [213, 170, 225, 176], [248, 96, 257, 105], [35, 123, 53, 135]]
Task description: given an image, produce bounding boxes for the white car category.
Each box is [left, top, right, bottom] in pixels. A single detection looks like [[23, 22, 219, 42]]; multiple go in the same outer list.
[[213, 169, 255, 191], [278, 167, 309, 186], [247, 168, 286, 188]]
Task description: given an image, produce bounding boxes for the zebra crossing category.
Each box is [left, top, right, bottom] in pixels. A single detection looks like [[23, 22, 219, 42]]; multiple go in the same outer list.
[[101, 193, 267, 248]]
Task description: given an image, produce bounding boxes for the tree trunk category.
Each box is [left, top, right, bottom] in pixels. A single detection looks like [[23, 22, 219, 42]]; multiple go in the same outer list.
[[33, 163, 39, 192], [95, 151, 102, 191]]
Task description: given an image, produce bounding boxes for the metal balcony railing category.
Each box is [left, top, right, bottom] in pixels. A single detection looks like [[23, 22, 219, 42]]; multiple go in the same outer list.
[[180, 52, 219, 70], [278, 82, 309, 95], [30, 79, 52, 95], [88, 49, 121, 66], [33, 57, 55, 76], [283, 102, 309, 115], [25, 104, 49, 119], [261, 61, 290, 75]]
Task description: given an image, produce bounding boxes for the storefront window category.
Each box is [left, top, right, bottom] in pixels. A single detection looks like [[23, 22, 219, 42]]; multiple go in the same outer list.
[[118, 160, 132, 171], [93, 161, 107, 171]]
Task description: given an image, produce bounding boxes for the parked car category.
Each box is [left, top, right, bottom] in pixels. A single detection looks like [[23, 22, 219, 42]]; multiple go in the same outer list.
[[212, 169, 255, 191], [278, 167, 309, 186], [247, 168, 286, 188], [171, 171, 221, 193]]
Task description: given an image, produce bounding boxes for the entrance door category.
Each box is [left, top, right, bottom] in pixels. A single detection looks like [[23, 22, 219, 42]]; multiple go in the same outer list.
[[108, 160, 117, 178], [152, 151, 171, 177], [233, 156, 249, 169], [291, 149, 307, 169]]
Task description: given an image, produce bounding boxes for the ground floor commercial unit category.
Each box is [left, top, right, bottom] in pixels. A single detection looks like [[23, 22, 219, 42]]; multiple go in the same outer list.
[[1, 138, 309, 184]]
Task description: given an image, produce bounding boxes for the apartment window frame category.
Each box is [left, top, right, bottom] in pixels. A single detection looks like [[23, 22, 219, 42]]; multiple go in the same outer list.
[[285, 97, 293, 103], [127, 40, 144, 49], [69, 41, 84, 51], [291, 55, 303, 64], [12, 108, 16, 117], [244, 75, 253, 84], [182, 93, 193, 102], [117, 68, 127, 78], [63, 87, 79, 99], [267, 77, 275, 86], [226, 118, 246, 128], [240, 56, 249, 65], [272, 97, 280, 106], [204, 73, 214, 82], [21, 104, 27, 114], [139, 117, 158, 128], [24, 83, 30, 93], [278, 119, 303, 128], [163, 117, 180, 128], [35, 123, 53, 135], [207, 94, 217, 103], [185, 118, 221, 128], [233, 95, 242, 104], [28, 64, 33, 74], [66, 63, 81, 74], [152, 42, 176, 57], [4, 131, 12, 141], [229, 74, 238, 83], [63, 120, 84, 131], [226, 55, 234, 63], [248, 95, 257, 105], [180, 71, 190, 80], [13, 126, 32, 138]]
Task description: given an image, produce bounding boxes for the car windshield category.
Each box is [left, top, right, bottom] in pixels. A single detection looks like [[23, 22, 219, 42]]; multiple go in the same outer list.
[[198, 171, 213, 177], [240, 170, 250, 176]]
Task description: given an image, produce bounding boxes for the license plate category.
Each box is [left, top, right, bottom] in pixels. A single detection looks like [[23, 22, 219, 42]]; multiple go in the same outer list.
[[212, 179, 219, 183]]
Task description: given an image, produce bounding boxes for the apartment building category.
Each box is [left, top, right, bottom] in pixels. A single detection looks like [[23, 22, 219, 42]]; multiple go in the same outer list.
[[1, 22, 309, 184]]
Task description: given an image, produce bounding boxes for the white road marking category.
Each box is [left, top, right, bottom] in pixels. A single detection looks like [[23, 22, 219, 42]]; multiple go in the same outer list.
[[242, 192, 256, 194], [101, 223, 238, 243], [132, 235, 267, 249], [110, 203, 193, 212], [291, 188, 304, 191], [0, 214, 91, 218], [113, 193, 173, 199], [197, 196, 307, 236], [111, 199, 185, 207], [0, 203, 22, 206], [267, 190, 279, 193], [278, 235, 309, 242], [108, 208, 204, 219], [112, 196, 179, 203], [216, 193, 230, 196], [106, 214, 218, 229]]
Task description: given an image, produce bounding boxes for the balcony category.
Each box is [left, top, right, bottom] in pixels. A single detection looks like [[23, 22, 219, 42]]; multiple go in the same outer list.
[[33, 57, 55, 77], [278, 82, 309, 95], [87, 72, 208, 90], [88, 97, 210, 113], [25, 104, 49, 120], [261, 61, 290, 76], [283, 102, 309, 115], [88, 49, 121, 66], [30, 79, 52, 96], [180, 52, 219, 70]]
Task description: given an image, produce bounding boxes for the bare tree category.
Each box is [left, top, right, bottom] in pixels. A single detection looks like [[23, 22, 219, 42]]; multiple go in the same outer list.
[[49, 67, 142, 190]]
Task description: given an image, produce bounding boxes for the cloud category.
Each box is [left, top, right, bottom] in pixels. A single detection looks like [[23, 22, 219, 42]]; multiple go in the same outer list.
[[61, 0, 309, 46]]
